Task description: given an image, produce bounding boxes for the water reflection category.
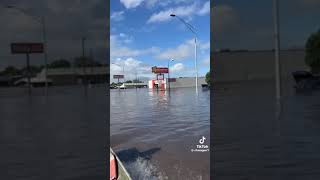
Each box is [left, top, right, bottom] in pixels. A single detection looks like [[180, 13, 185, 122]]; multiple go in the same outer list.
[[111, 87, 210, 180], [213, 80, 320, 179], [0, 86, 107, 180]]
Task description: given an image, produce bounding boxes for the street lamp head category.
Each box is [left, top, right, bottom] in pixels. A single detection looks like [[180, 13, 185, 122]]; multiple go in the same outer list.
[[170, 14, 176, 17]]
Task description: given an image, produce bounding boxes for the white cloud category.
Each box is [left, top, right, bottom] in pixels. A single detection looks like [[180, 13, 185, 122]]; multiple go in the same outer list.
[[197, 1, 210, 15], [156, 39, 210, 60], [119, 0, 196, 9], [147, 1, 209, 24], [120, 0, 145, 9], [213, 5, 238, 34], [156, 41, 193, 60], [110, 34, 160, 59], [110, 57, 154, 82], [118, 33, 133, 43], [145, 0, 159, 8], [199, 41, 210, 50], [111, 11, 125, 21], [202, 56, 210, 66], [170, 63, 185, 73], [147, 3, 197, 23]]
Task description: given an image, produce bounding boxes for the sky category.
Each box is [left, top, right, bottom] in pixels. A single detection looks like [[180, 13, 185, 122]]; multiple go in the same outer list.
[[213, 0, 320, 50], [0, 0, 108, 71], [110, 0, 210, 82], [1, 0, 319, 78]]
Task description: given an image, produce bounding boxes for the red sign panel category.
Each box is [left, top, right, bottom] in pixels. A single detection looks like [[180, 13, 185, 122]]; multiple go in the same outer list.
[[11, 43, 44, 54], [113, 75, 124, 79], [152, 66, 168, 74]]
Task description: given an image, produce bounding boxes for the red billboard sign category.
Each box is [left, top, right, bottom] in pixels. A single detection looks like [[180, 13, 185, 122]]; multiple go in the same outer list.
[[113, 75, 124, 79], [11, 43, 44, 54], [152, 66, 168, 74]]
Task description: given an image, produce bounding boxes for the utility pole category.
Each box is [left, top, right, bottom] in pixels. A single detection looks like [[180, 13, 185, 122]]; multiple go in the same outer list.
[[26, 53, 31, 95], [82, 37, 86, 84], [41, 16, 48, 96], [168, 59, 174, 93], [273, 0, 281, 102], [273, 0, 282, 122]]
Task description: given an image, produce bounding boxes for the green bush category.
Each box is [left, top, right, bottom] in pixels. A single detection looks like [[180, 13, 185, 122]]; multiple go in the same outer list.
[[305, 30, 320, 73]]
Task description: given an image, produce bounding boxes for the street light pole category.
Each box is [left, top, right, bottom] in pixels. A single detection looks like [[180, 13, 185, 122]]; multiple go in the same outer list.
[[170, 14, 198, 95], [122, 62, 125, 83], [195, 37, 198, 94], [168, 59, 174, 92]]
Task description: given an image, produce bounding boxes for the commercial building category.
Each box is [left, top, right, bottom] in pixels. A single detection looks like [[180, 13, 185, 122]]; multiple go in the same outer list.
[[148, 77, 207, 90], [46, 66, 109, 85], [14, 66, 109, 86], [213, 49, 308, 83]]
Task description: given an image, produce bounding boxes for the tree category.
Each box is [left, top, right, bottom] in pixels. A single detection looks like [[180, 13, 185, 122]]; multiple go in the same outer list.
[[133, 79, 142, 83], [125, 80, 132, 83], [73, 56, 102, 67], [305, 30, 320, 73], [0, 66, 20, 76], [49, 59, 71, 68], [205, 71, 210, 86], [20, 66, 42, 76]]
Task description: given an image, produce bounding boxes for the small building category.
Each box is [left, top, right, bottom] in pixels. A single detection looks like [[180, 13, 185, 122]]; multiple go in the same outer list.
[[44, 66, 109, 86], [148, 77, 207, 89]]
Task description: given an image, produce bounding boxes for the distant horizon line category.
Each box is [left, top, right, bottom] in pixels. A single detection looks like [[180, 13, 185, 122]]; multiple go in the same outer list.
[[213, 48, 305, 53]]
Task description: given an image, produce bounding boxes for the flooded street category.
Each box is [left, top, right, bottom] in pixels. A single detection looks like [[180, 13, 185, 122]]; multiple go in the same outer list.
[[0, 86, 107, 180], [213, 80, 320, 180], [110, 88, 210, 180]]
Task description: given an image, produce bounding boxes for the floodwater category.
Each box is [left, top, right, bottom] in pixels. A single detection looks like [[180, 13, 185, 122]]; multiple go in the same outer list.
[[110, 88, 210, 180], [0, 86, 107, 180], [213, 80, 320, 180]]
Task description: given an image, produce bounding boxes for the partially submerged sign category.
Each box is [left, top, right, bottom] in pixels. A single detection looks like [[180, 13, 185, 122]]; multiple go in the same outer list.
[[11, 43, 44, 54], [151, 66, 168, 74], [113, 75, 124, 79]]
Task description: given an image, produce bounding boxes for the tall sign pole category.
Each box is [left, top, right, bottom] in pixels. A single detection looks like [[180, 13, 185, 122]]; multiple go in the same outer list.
[[26, 53, 31, 95], [41, 16, 49, 96], [273, 0, 281, 101], [11, 43, 44, 96]]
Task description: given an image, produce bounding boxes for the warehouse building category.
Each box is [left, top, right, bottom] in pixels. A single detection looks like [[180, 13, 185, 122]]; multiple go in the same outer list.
[[213, 49, 308, 82], [148, 77, 207, 90]]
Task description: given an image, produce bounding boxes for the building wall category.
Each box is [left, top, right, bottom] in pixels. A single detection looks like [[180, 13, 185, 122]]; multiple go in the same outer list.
[[168, 77, 206, 88], [46, 66, 109, 86], [213, 50, 309, 83]]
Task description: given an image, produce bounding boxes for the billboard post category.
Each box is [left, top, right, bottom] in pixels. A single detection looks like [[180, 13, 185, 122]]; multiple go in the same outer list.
[[113, 75, 124, 84], [11, 42, 44, 95]]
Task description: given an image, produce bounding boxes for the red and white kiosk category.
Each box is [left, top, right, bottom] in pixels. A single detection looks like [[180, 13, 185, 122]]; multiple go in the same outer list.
[[148, 66, 168, 91]]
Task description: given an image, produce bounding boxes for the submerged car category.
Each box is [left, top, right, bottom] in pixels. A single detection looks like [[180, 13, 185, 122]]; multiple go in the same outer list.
[[292, 71, 320, 90]]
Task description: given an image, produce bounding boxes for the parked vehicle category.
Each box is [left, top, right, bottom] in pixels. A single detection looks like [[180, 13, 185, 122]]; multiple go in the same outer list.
[[292, 71, 320, 90]]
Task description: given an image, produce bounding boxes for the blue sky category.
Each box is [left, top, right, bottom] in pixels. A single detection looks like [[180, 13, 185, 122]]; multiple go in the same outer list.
[[110, 0, 210, 81]]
